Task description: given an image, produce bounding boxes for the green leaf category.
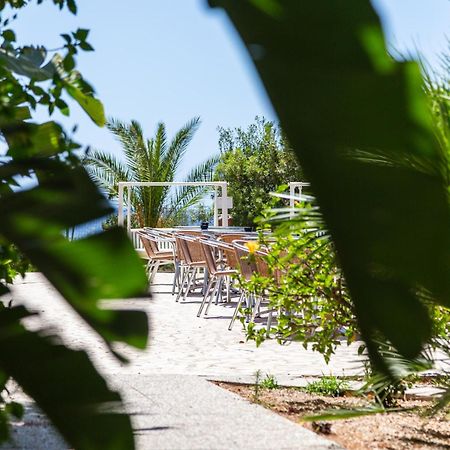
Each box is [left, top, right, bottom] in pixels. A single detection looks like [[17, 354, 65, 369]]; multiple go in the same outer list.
[[23, 228, 149, 350], [0, 160, 112, 228], [63, 53, 75, 71], [0, 48, 55, 81], [4, 121, 64, 159], [65, 84, 106, 126], [79, 41, 94, 51], [5, 402, 24, 420], [0, 283, 8, 296], [74, 28, 89, 41], [0, 168, 148, 351], [21, 46, 46, 67], [211, 0, 450, 369], [2, 29, 16, 42], [0, 370, 8, 391], [0, 411, 8, 443], [66, 0, 77, 14], [0, 305, 135, 449]]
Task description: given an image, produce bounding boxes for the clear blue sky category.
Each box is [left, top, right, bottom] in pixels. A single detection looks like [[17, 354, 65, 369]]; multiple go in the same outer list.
[[12, 0, 450, 178]]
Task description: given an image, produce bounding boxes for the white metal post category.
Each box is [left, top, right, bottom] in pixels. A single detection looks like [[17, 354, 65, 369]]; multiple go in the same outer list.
[[213, 186, 218, 226], [118, 183, 124, 227], [126, 185, 131, 234], [289, 182, 295, 219], [222, 182, 229, 227]]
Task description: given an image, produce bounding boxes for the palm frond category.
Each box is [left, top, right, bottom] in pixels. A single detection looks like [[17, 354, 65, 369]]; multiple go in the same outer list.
[[184, 154, 220, 183], [107, 118, 148, 180], [160, 117, 201, 182], [83, 150, 130, 198], [164, 154, 219, 220]]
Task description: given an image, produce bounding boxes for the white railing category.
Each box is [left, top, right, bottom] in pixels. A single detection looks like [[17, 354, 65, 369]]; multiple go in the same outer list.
[[117, 181, 233, 233], [130, 228, 172, 251]]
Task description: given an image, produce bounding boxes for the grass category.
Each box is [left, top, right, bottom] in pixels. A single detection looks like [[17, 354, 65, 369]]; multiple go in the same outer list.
[[253, 370, 279, 402], [304, 376, 349, 397]]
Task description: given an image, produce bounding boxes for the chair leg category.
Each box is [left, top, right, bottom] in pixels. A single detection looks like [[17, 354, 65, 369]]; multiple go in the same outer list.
[[175, 266, 190, 302], [172, 261, 180, 295], [182, 267, 197, 301], [252, 295, 262, 321], [205, 277, 221, 315], [149, 260, 160, 283], [197, 277, 216, 317], [202, 269, 209, 295], [215, 277, 224, 305], [228, 291, 245, 331]]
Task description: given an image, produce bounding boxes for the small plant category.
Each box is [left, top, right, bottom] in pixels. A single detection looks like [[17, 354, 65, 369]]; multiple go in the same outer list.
[[305, 376, 349, 397], [260, 374, 279, 390], [252, 371, 279, 403], [253, 369, 262, 402]]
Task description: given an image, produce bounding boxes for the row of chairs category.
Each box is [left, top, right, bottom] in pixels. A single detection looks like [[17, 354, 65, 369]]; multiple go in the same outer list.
[[137, 229, 274, 331]]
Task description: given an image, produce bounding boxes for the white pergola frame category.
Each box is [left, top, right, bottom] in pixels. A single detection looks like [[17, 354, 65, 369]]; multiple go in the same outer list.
[[288, 182, 310, 218], [117, 181, 230, 233]]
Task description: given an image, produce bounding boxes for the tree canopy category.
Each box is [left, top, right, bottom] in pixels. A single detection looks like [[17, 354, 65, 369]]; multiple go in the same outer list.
[[215, 117, 302, 226]]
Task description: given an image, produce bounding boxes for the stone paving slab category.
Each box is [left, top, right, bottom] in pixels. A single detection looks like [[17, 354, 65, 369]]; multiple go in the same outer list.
[[2, 375, 342, 450], [119, 374, 342, 449], [10, 272, 366, 382]]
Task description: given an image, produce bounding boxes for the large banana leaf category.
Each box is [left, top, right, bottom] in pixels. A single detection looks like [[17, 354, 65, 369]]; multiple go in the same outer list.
[[210, 0, 450, 369]]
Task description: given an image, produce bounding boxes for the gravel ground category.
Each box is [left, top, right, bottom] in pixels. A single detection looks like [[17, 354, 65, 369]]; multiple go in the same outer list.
[[217, 383, 450, 450]]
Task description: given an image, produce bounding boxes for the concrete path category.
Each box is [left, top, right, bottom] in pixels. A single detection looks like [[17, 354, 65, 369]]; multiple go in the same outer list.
[[1, 272, 353, 449]]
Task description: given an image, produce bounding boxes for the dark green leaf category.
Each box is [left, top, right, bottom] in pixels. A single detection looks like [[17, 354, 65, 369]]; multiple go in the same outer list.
[[0, 370, 8, 391], [21, 46, 46, 67], [62, 53, 75, 71], [0, 48, 55, 81], [66, 0, 77, 14], [74, 28, 89, 41], [79, 41, 94, 51], [0, 161, 112, 231], [0, 283, 9, 296], [211, 0, 450, 368], [21, 228, 149, 350], [0, 411, 8, 443], [4, 121, 64, 159], [61, 33, 71, 44], [0, 305, 134, 449], [2, 29, 15, 42], [5, 402, 24, 420]]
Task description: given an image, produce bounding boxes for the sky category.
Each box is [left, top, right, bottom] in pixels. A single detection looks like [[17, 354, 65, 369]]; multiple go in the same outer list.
[[10, 0, 450, 179]]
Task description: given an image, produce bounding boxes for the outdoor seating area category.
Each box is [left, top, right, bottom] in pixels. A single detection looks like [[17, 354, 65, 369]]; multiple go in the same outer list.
[[138, 227, 275, 333]]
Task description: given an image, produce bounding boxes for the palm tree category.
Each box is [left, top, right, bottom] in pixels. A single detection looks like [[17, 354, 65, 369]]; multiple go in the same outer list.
[[84, 117, 219, 227]]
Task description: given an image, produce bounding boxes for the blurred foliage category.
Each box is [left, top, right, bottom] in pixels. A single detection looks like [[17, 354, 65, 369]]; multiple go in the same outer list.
[[0, 1, 148, 448], [85, 117, 219, 228], [242, 202, 358, 362], [214, 116, 302, 226], [210, 0, 450, 376]]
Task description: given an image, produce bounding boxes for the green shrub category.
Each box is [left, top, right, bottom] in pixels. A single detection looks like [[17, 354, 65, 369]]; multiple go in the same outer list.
[[304, 376, 349, 397]]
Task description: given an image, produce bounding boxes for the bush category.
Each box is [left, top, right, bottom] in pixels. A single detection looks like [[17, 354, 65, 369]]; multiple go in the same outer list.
[[214, 117, 302, 226]]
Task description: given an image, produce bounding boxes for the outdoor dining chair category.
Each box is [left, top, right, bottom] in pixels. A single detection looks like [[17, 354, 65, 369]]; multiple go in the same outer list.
[[197, 239, 238, 318], [138, 230, 175, 283], [174, 232, 208, 302]]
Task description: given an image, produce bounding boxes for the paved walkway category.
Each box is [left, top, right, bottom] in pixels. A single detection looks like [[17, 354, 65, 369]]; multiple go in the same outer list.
[[12, 273, 365, 383], [2, 272, 361, 449]]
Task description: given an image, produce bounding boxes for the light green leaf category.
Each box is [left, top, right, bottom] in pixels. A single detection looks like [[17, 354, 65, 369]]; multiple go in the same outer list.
[[66, 84, 106, 127]]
